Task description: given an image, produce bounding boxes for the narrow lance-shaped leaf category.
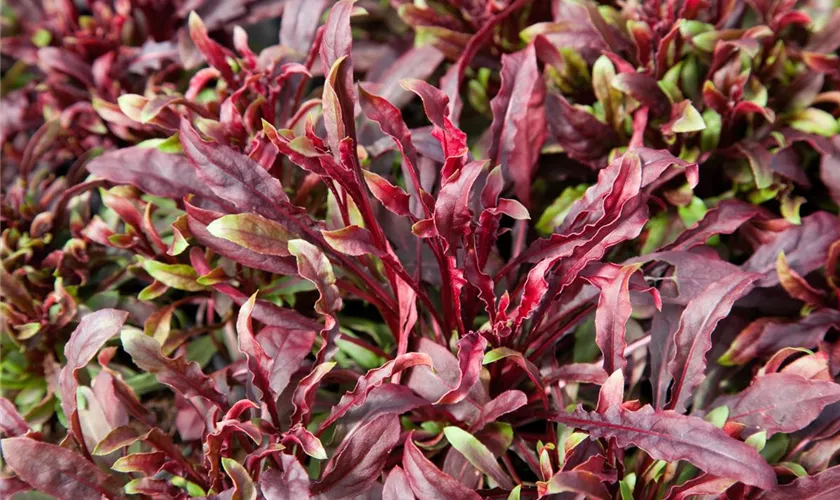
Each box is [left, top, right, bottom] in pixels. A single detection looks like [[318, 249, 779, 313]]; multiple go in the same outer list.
[[443, 426, 514, 490], [236, 294, 280, 427], [402, 432, 483, 500], [436, 332, 487, 405], [581, 263, 642, 376], [121, 329, 227, 408], [221, 458, 257, 500], [260, 454, 310, 500], [667, 272, 760, 411], [550, 405, 777, 489], [312, 414, 401, 498], [2, 437, 124, 499], [207, 213, 295, 257], [488, 43, 546, 206], [59, 309, 128, 455]]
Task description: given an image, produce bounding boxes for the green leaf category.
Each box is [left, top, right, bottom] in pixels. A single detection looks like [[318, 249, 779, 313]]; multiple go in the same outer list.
[[704, 406, 729, 428], [141, 261, 204, 291], [206, 213, 294, 256], [788, 108, 839, 137], [536, 185, 588, 235], [746, 431, 767, 452], [671, 102, 705, 133], [443, 426, 513, 489], [701, 109, 722, 151]]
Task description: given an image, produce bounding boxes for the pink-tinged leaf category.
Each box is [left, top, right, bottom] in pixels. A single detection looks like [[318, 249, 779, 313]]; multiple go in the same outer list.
[[596, 370, 625, 413], [581, 263, 642, 376], [667, 272, 760, 410], [59, 309, 128, 454], [188, 12, 235, 84], [291, 362, 336, 425], [121, 329, 227, 407], [1, 437, 124, 499], [322, 225, 380, 257], [744, 212, 840, 287], [362, 170, 413, 217], [368, 45, 445, 110], [180, 120, 290, 220], [402, 433, 483, 500], [664, 475, 735, 500], [383, 466, 414, 500], [649, 304, 682, 409], [488, 43, 546, 206], [470, 391, 528, 433], [545, 92, 618, 166], [550, 405, 777, 489], [112, 451, 167, 475], [258, 327, 316, 396], [283, 425, 327, 460], [320, 353, 432, 433], [236, 294, 279, 426], [757, 465, 840, 499], [288, 240, 342, 316], [359, 86, 419, 172], [260, 454, 310, 500], [186, 202, 297, 276], [612, 72, 671, 118], [539, 470, 609, 499], [86, 145, 222, 203], [280, 0, 328, 57], [435, 332, 488, 405], [38, 47, 93, 87], [0, 477, 30, 498], [720, 310, 840, 365], [777, 252, 826, 306], [0, 397, 29, 437], [442, 426, 513, 489], [711, 373, 840, 435], [313, 414, 401, 498], [222, 458, 257, 500], [662, 199, 761, 251], [433, 160, 485, 253], [822, 155, 840, 206], [206, 213, 295, 257], [400, 79, 450, 130], [322, 55, 357, 155]]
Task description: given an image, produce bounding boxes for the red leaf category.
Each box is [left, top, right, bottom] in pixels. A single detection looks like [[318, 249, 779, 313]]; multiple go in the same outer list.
[[236, 294, 280, 426], [402, 433, 483, 500], [312, 414, 401, 498], [121, 329, 227, 408], [550, 405, 777, 489], [59, 309, 128, 454], [667, 272, 760, 411], [435, 332, 487, 405], [488, 43, 546, 206], [260, 454, 310, 500], [363, 170, 413, 217], [757, 465, 840, 499], [0, 397, 30, 437], [433, 160, 485, 253], [712, 373, 840, 435], [581, 263, 643, 376], [2, 437, 124, 499]]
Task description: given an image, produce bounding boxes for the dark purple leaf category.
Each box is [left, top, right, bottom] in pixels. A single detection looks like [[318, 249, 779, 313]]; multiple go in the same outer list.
[[402, 433, 483, 500], [550, 405, 776, 489]]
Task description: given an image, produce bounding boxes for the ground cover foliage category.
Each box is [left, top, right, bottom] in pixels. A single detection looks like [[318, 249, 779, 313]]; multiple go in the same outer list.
[[1, 0, 840, 498]]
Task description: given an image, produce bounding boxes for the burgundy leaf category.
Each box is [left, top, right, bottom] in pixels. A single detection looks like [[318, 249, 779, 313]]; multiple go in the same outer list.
[[280, 0, 328, 57], [260, 454, 310, 500], [312, 414, 401, 498], [539, 470, 610, 499], [236, 294, 279, 426], [488, 43, 546, 206], [383, 466, 415, 500], [0, 397, 30, 437], [433, 160, 485, 253], [743, 212, 840, 287], [581, 263, 643, 376], [757, 465, 840, 499], [720, 309, 840, 365], [1, 437, 124, 499], [402, 433, 483, 500], [545, 92, 618, 166], [121, 329, 227, 408], [550, 405, 776, 489], [435, 332, 487, 405], [662, 199, 762, 252], [59, 309, 128, 454], [180, 119, 290, 220], [667, 272, 760, 411], [712, 373, 840, 435]]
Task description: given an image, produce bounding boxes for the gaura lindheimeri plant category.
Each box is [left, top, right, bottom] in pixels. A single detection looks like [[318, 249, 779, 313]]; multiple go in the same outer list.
[[1, 0, 840, 499]]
